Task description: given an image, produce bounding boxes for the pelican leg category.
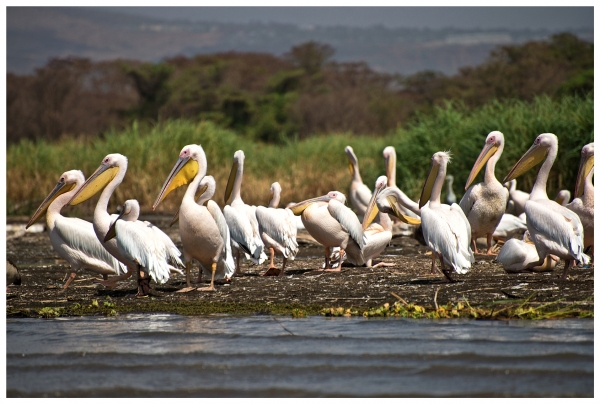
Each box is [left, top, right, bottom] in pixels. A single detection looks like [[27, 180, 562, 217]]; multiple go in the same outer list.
[[472, 239, 480, 255], [198, 262, 217, 292], [560, 259, 573, 280], [137, 265, 150, 298], [485, 233, 497, 255], [438, 253, 454, 283], [279, 257, 287, 277], [324, 248, 344, 272], [103, 274, 109, 280], [235, 250, 244, 276], [62, 272, 77, 289], [93, 269, 133, 289], [262, 248, 281, 276], [177, 261, 196, 293], [430, 253, 437, 274], [323, 246, 331, 270]]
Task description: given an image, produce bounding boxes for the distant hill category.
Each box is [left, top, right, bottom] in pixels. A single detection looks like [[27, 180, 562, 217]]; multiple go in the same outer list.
[[7, 7, 593, 75]]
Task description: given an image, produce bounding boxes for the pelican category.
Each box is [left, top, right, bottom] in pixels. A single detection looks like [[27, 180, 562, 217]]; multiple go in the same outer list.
[[288, 191, 366, 271], [503, 133, 589, 279], [67, 154, 156, 295], [497, 231, 559, 273], [555, 190, 571, 206], [104, 200, 184, 286], [26, 170, 126, 289], [566, 142, 594, 256], [504, 179, 529, 216], [285, 202, 305, 230], [419, 151, 474, 282], [492, 213, 527, 242], [223, 150, 267, 274], [255, 182, 299, 276], [154, 148, 236, 292], [345, 145, 372, 217], [383, 146, 421, 235], [459, 131, 509, 255], [445, 174, 456, 205], [360, 176, 421, 267]]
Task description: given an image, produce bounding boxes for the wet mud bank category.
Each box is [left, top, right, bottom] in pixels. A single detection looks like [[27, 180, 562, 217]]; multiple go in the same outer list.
[[6, 216, 594, 319]]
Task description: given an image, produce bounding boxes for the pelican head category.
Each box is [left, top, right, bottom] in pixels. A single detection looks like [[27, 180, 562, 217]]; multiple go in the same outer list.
[[503, 133, 557, 183], [574, 142, 594, 198], [153, 144, 205, 210], [464, 131, 504, 190], [68, 154, 127, 206], [383, 146, 397, 187], [345, 146, 358, 176], [362, 176, 421, 230], [271, 181, 282, 196], [224, 150, 245, 204], [287, 191, 346, 216], [104, 199, 138, 242], [27, 170, 84, 228], [419, 151, 451, 208]]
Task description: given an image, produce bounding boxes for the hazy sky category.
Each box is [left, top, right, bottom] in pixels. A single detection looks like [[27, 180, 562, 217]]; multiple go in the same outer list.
[[102, 6, 594, 31]]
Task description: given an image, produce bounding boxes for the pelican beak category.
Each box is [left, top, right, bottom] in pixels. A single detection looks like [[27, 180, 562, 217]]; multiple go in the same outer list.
[[419, 163, 439, 208], [169, 183, 209, 227], [574, 154, 594, 198], [348, 161, 355, 176], [68, 165, 119, 206], [153, 156, 199, 210], [465, 141, 499, 190], [104, 209, 125, 242], [503, 142, 548, 183], [224, 160, 239, 204], [385, 154, 396, 186], [27, 180, 77, 228], [362, 185, 383, 230], [386, 195, 421, 225], [287, 195, 331, 216]]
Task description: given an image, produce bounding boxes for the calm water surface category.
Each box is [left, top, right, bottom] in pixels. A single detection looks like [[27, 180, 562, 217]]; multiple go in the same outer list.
[[6, 315, 594, 397]]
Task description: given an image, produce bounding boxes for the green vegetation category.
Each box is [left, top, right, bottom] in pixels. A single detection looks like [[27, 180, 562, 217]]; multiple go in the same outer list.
[[8, 94, 593, 216]]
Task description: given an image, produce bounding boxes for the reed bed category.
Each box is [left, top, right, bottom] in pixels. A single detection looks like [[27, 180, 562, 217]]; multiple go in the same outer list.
[[7, 94, 593, 217]]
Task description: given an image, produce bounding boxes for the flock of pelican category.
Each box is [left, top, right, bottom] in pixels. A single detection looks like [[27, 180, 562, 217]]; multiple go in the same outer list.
[[26, 132, 593, 296]]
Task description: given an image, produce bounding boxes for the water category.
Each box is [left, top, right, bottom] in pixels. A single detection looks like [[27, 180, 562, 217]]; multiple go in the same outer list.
[[6, 315, 594, 397]]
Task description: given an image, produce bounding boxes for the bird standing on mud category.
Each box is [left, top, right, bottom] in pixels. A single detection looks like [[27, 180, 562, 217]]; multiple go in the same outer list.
[[566, 142, 594, 259]]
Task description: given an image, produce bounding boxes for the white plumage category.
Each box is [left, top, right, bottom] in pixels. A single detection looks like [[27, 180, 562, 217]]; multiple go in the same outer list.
[[345, 145, 372, 217], [566, 142, 594, 256], [497, 231, 559, 273], [492, 213, 527, 242], [255, 182, 299, 276], [26, 170, 125, 289]]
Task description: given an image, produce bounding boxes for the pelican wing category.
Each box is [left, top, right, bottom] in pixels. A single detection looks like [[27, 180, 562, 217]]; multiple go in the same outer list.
[[224, 205, 265, 263], [206, 200, 235, 277], [54, 216, 126, 275], [143, 221, 183, 267], [256, 206, 299, 259], [496, 238, 534, 272], [327, 199, 367, 249], [458, 184, 478, 217], [525, 199, 589, 263]]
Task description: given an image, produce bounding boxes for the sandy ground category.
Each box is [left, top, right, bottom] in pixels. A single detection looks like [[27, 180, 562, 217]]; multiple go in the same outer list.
[[6, 216, 594, 317]]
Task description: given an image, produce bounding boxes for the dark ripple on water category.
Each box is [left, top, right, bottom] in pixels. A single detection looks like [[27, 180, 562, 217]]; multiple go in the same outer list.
[[6, 315, 594, 397]]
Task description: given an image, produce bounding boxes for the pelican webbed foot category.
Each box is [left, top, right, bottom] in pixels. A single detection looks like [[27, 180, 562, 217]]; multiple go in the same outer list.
[[262, 267, 281, 276], [197, 286, 216, 292], [175, 287, 197, 293]]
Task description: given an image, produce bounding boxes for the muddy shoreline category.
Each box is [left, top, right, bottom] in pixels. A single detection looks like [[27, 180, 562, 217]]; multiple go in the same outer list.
[[6, 216, 594, 319]]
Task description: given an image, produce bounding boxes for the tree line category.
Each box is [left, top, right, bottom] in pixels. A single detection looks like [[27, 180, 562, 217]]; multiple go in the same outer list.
[[7, 32, 593, 144]]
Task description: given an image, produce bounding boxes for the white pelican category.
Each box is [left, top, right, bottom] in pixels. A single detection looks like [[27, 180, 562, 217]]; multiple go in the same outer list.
[[345, 145, 372, 217], [288, 191, 366, 271], [497, 231, 559, 273], [154, 148, 236, 292], [503, 133, 589, 279], [255, 182, 299, 276], [445, 174, 457, 205], [566, 142, 594, 256], [27, 170, 126, 289], [285, 202, 306, 230], [419, 152, 474, 281], [104, 200, 184, 286], [492, 213, 527, 242], [459, 131, 509, 255], [383, 146, 421, 235], [504, 179, 529, 216], [223, 150, 267, 273], [554, 190, 571, 206], [359, 176, 421, 267]]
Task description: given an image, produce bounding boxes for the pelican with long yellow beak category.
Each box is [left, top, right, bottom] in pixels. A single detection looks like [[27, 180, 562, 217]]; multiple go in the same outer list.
[[419, 151, 474, 282], [66, 154, 145, 293], [566, 142, 594, 256], [359, 176, 421, 267], [288, 191, 366, 271], [223, 150, 267, 274], [255, 182, 299, 276], [459, 131, 509, 255], [26, 170, 126, 289], [503, 133, 589, 279], [153, 146, 236, 292], [345, 145, 372, 217]]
